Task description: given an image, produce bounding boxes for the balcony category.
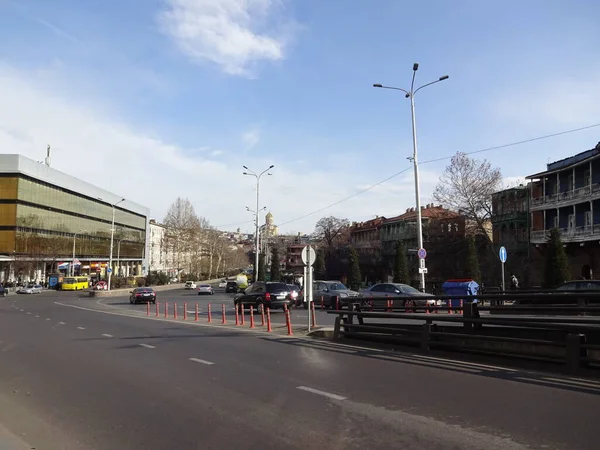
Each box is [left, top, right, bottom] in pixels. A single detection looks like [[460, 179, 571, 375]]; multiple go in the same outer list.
[[530, 183, 600, 211], [531, 224, 600, 244]]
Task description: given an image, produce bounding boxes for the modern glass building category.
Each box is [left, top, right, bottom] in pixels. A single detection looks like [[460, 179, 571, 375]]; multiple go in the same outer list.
[[0, 154, 150, 283]]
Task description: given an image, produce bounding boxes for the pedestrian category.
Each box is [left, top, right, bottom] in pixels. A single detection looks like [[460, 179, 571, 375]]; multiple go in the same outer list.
[[511, 274, 519, 290]]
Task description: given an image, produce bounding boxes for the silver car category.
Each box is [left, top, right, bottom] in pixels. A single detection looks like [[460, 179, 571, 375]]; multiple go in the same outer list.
[[18, 284, 43, 294], [311, 280, 360, 309], [359, 283, 432, 308], [197, 284, 214, 295]]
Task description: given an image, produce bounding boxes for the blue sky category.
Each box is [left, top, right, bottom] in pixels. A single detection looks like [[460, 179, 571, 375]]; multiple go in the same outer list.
[[1, 0, 599, 234]]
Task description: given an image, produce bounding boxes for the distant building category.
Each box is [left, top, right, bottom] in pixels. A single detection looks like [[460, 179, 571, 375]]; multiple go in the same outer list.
[[148, 220, 177, 277], [0, 154, 149, 283], [349, 217, 385, 283], [527, 142, 600, 280]]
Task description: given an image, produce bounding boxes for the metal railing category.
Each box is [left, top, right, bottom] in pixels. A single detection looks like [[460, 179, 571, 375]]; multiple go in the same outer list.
[[326, 292, 600, 375]]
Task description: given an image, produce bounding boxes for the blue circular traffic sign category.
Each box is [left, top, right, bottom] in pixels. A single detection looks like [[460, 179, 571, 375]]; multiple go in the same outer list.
[[499, 246, 507, 263], [107, 267, 113, 273], [417, 248, 427, 259]]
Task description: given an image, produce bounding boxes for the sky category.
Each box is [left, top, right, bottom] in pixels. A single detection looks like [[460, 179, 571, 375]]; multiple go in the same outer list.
[[1, 0, 599, 235]]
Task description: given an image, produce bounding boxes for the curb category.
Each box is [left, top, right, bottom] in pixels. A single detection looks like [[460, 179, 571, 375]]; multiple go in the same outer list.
[[307, 327, 335, 338]]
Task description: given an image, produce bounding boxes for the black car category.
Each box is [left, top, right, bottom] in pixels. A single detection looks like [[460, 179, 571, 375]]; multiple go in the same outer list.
[[234, 282, 294, 311], [225, 281, 238, 293], [130, 287, 156, 304]]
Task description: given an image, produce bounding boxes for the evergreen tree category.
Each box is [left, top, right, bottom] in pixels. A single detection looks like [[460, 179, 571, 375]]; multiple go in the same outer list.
[[544, 228, 570, 288], [347, 247, 362, 290], [257, 253, 266, 281], [313, 248, 327, 279], [465, 235, 481, 282], [270, 247, 281, 281], [393, 241, 409, 284]]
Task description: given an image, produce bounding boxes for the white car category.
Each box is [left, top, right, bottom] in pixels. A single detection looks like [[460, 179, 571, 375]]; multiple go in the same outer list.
[[184, 281, 196, 290], [18, 284, 43, 294], [218, 280, 227, 288]]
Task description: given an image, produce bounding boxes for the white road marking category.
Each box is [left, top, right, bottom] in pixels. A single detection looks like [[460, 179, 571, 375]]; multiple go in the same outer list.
[[139, 343, 155, 349], [45, 318, 51, 321], [58, 322, 66, 325], [77, 327, 85, 330], [372, 354, 482, 374], [101, 334, 114, 338], [189, 357, 214, 365], [542, 376, 600, 389], [410, 354, 517, 372], [513, 376, 600, 391], [35, 315, 39, 318], [296, 386, 346, 401]]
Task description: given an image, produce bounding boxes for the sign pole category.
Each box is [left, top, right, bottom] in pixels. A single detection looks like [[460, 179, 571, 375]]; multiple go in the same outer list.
[[307, 245, 312, 333], [501, 261, 505, 292]]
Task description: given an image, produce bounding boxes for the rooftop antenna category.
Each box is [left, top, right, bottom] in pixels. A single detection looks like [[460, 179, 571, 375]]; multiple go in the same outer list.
[[45, 144, 52, 167]]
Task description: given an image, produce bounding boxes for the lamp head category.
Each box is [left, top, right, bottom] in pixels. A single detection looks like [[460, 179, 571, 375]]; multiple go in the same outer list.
[[412, 63, 419, 71], [439, 75, 449, 81], [373, 83, 382, 88]]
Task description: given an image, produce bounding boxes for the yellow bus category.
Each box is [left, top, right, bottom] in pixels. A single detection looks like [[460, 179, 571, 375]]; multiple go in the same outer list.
[[61, 276, 89, 290]]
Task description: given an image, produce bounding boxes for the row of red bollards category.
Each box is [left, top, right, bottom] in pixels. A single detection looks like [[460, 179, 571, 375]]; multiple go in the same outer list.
[[146, 300, 317, 336]]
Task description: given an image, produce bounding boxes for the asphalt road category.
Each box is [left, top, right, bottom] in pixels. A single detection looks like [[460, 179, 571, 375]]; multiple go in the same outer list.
[[0, 290, 598, 450]]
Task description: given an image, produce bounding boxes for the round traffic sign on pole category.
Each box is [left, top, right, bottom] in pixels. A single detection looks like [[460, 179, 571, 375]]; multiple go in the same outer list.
[[301, 246, 316, 266], [499, 246, 507, 263], [417, 248, 427, 259]]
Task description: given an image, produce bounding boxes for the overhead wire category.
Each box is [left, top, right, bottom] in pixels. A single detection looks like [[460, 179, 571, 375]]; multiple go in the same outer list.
[[276, 122, 600, 228]]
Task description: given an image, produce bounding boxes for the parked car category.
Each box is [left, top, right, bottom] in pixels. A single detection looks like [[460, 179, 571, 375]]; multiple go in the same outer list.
[[0, 285, 8, 297], [309, 280, 360, 309], [225, 281, 238, 293], [359, 283, 433, 308], [18, 284, 43, 294], [287, 284, 301, 306], [197, 284, 214, 295], [184, 281, 197, 290], [218, 279, 227, 288], [234, 282, 294, 311], [130, 287, 156, 304]]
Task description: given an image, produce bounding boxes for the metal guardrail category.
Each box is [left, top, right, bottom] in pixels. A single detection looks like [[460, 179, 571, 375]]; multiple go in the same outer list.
[[327, 297, 600, 374]]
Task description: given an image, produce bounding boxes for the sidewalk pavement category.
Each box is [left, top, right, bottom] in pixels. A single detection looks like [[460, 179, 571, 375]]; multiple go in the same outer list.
[[0, 423, 32, 450]]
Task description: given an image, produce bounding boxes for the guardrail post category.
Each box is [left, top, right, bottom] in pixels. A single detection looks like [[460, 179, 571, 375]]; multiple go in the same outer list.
[[333, 316, 341, 340], [566, 333, 586, 374], [421, 323, 431, 351]]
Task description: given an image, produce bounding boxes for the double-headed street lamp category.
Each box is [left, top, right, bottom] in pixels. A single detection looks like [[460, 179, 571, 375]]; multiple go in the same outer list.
[[243, 165, 274, 282], [98, 197, 126, 291], [373, 63, 449, 292]]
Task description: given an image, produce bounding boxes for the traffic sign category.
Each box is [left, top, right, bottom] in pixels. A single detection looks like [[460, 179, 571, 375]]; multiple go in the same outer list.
[[418, 268, 428, 274], [301, 245, 316, 266], [417, 248, 427, 259], [499, 246, 507, 263], [107, 267, 113, 273], [419, 258, 426, 269]]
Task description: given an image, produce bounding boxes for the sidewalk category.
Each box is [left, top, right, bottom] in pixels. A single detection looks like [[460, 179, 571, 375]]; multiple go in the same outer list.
[[0, 423, 32, 450]]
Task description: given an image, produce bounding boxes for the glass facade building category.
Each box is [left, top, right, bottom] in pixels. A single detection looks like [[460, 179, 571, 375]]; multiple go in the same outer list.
[[0, 154, 150, 282]]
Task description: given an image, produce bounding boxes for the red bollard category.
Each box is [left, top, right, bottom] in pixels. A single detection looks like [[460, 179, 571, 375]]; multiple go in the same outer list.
[[320, 296, 324, 309], [260, 305, 265, 326], [285, 309, 293, 336], [164, 302, 168, 318], [207, 304, 212, 323], [235, 303, 240, 326], [249, 305, 255, 328], [266, 307, 272, 332], [240, 304, 245, 325], [146, 301, 150, 316], [221, 304, 226, 324], [155, 301, 159, 317], [195, 303, 199, 321], [184, 303, 187, 321], [311, 301, 317, 327], [460, 299, 464, 314], [448, 300, 452, 314], [174, 303, 178, 320], [335, 296, 340, 310]]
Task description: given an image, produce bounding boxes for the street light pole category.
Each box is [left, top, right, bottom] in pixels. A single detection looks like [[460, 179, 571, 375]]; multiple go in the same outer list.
[[107, 198, 125, 291], [71, 230, 85, 276], [373, 63, 449, 292], [243, 165, 274, 282]]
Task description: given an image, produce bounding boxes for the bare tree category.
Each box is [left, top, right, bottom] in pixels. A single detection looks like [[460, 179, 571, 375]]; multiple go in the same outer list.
[[433, 152, 502, 242], [163, 198, 201, 279], [313, 216, 350, 254]]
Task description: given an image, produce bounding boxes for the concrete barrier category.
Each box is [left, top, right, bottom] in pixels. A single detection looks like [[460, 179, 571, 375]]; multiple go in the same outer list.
[[87, 279, 222, 297]]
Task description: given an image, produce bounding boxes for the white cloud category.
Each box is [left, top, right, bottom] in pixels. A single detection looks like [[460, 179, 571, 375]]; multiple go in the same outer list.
[[0, 66, 442, 234], [241, 129, 260, 150], [158, 0, 294, 76]]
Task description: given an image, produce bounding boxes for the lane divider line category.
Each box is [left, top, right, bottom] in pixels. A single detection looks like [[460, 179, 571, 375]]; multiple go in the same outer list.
[[189, 357, 214, 365], [77, 326, 85, 330], [45, 318, 51, 321], [139, 343, 155, 349], [296, 386, 347, 401], [58, 322, 66, 325], [101, 334, 114, 338]]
